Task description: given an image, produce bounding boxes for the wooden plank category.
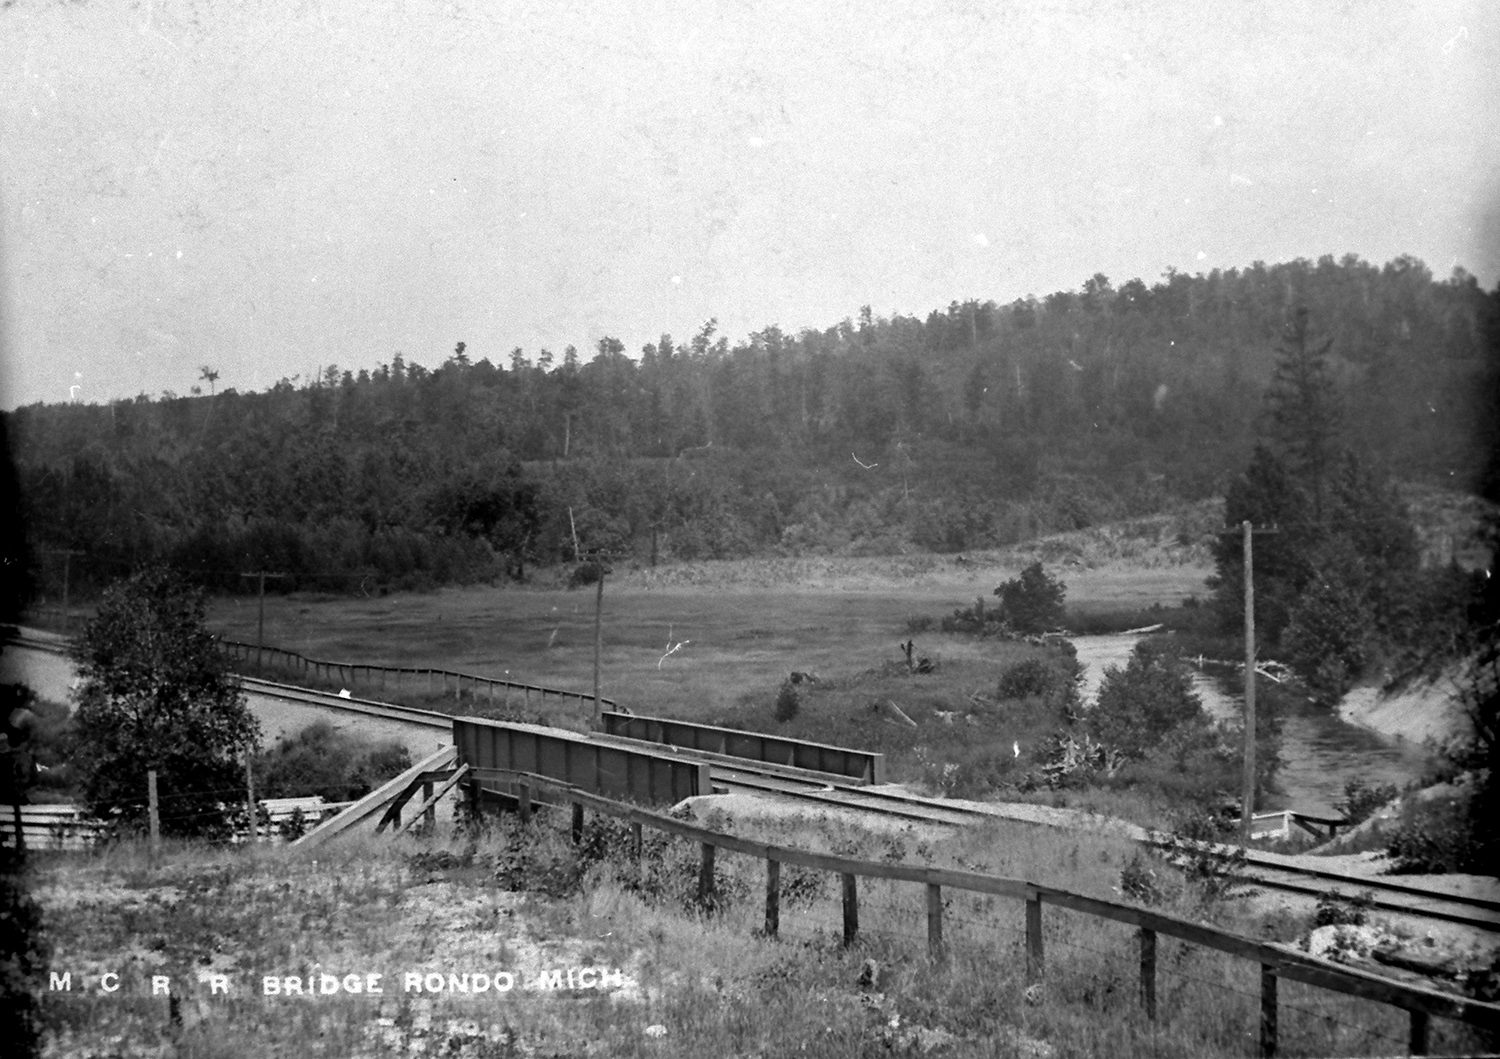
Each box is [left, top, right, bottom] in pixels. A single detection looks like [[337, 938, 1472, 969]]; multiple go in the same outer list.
[[292, 746, 457, 849], [842, 873, 859, 947], [765, 858, 780, 939], [395, 765, 472, 837]]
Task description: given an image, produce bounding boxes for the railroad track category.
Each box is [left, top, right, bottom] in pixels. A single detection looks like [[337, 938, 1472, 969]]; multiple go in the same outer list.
[[699, 761, 1500, 935], [10, 629, 1495, 933]]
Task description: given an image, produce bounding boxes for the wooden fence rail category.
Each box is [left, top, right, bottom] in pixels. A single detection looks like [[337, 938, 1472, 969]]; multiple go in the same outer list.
[[466, 768, 1500, 1058], [214, 638, 616, 711]]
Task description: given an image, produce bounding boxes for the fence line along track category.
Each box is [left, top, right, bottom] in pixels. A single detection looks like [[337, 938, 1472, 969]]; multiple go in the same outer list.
[[214, 637, 614, 712], [10, 627, 1497, 933], [454, 766, 1500, 1059]]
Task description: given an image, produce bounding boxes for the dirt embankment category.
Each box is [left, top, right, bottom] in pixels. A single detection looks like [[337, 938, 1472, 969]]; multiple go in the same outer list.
[[1338, 676, 1467, 746]]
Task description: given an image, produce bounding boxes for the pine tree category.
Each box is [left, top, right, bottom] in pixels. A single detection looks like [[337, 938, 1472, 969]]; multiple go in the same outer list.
[[1264, 307, 1342, 522]]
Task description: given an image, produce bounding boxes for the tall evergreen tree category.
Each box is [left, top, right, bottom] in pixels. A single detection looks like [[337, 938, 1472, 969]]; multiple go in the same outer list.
[[1264, 306, 1341, 522]]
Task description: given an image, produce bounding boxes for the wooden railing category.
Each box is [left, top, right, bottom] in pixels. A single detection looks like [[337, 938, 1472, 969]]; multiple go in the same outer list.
[[466, 768, 1500, 1058], [214, 638, 616, 711]]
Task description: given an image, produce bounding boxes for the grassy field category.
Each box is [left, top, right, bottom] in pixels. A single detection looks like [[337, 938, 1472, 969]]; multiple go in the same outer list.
[[203, 558, 1214, 723], [28, 806, 1493, 1059]]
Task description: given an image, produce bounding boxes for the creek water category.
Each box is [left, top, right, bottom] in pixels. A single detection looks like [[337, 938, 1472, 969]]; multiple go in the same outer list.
[[1069, 634, 1437, 816]]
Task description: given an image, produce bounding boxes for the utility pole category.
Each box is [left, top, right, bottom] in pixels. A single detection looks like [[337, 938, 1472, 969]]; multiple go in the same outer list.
[[1241, 520, 1256, 844], [239, 572, 287, 668], [1235, 521, 1280, 844], [591, 551, 608, 729]]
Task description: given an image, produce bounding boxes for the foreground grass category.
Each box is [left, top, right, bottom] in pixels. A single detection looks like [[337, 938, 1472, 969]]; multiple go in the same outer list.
[[27, 805, 1496, 1058]]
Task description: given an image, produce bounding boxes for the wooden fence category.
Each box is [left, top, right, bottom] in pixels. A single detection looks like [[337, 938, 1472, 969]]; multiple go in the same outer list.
[[469, 769, 1500, 1058], [215, 638, 616, 711]]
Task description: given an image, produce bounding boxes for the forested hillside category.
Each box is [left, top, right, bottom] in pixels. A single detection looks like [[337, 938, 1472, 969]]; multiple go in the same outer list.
[[10, 254, 1498, 598]]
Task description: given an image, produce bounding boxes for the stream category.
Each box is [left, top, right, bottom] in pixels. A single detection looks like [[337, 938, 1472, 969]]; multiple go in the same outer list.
[[1069, 633, 1436, 816]]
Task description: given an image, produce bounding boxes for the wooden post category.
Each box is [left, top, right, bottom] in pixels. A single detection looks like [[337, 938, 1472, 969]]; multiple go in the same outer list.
[[926, 884, 945, 964], [571, 802, 585, 844], [240, 571, 286, 669], [147, 769, 160, 852], [517, 782, 531, 824], [422, 780, 435, 833], [1138, 928, 1156, 1021], [841, 873, 859, 947], [1241, 519, 1257, 843], [1026, 891, 1044, 983], [630, 822, 643, 861], [9, 796, 24, 855], [1408, 1009, 1428, 1056], [245, 751, 256, 844], [698, 842, 715, 910], [1260, 965, 1278, 1058], [764, 858, 780, 938]]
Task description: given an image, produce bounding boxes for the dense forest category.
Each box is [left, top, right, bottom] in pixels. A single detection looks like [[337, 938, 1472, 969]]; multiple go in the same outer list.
[[9, 253, 1499, 599]]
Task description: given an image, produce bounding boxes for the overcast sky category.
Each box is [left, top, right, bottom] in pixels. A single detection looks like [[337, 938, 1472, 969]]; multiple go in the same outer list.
[[2, 0, 1496, 409]]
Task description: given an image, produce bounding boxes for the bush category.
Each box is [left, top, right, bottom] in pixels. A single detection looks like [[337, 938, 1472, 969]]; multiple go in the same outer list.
[[1385, 790, 1485, 874], [997, 656, 1083, 717], [774, 680, 801, 723], [1335, 777, 1400, 827], [1312, 889, 1373, 928], [993, 562, 1067, 634], [1088, 642, 1205, 759], [256, 721, 412, 802]]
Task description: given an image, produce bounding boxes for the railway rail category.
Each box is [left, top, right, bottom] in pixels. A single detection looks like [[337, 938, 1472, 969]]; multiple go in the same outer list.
[[8, 627, 1495, 934]]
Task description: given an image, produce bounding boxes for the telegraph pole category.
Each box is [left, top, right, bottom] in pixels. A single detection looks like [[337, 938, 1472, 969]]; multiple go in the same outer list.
[[1235, 521, 1280, 844], [239, 572, 287, 667], [1241, 520, 1256, 843], [590, 551, 608, 728]]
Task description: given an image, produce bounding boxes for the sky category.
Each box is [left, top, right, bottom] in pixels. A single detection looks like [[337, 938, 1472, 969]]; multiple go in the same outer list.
[[2, 0, 1497, 409]]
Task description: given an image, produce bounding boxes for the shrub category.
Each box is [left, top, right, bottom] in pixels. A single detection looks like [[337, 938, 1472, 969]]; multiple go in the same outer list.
[[1312, 889, 1373, 928], [1385, 791, 1484, 874], [997, 658, 1054, 699], [1335, 777, 1400, 827], [1088, 642, 1205, 759], [993, 562, 1067, 634], [774, 680, 801, 723], [904, 614, 935, 634], [256, 721, 412, 802], [1119, 852, 1168, 906]]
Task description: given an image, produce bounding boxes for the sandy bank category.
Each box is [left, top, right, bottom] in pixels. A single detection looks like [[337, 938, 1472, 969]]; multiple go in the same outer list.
[[1338, 676, 1467, 745]]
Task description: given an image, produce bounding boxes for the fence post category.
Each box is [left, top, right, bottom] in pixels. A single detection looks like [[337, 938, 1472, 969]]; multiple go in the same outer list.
[[517, 782, 531, 824], [1025, 890, 1044, 983], [422, 780, 435, 833], [927, 883, 945, 964], [245, 751, 257, 845], [842, 873, 859, 947], [1260, 965, 1278, 1058], [630, 821, 643, 861], [1138, 928, 1156, 1021], [1408, 1009, 1428, 1056], [764, 858, 780, 938], [147, 770, 160, 853], [571, 803, 584, 844], [698, 843, 716, 910]]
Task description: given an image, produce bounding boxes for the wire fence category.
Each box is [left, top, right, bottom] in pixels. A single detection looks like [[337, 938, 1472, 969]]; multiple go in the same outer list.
[[476, 776, 1500, 1059], [215, 638, 615, 713]]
